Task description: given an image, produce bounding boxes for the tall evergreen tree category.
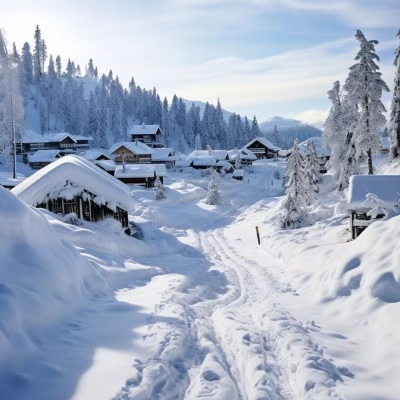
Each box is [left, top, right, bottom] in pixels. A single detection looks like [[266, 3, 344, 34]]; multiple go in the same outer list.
[[250, 115, 261, 140], [279, 139, 309, 228], [390, 30, 400, 160], [33, 25, 42, 81], [0, 31, 25, 177], [304, 139, 319, 204], [344, 30, 389, 175]]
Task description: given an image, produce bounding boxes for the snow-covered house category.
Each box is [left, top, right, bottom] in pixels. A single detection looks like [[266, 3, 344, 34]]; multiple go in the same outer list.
[[188, 149, 229, 162], [28, 150, 62, 169], [129, 124, 163, 148], [110, 142, 153, 165], [11, 155, 133, 228], [244, 137, 280, 159], [347, 175, 400, 239], [80, 149, 111, 162], [228, 148, 257, 166], [190, 156, 218, 170], [17, 130, 93, 159], [114, 164, 166, 187], [151, 147, 176, 168]]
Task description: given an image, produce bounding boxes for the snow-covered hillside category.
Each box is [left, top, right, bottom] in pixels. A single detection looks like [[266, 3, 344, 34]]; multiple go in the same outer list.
[[1, 157, 400, 400]]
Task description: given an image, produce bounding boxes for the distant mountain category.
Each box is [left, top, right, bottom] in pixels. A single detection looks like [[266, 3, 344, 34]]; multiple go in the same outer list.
[[259, 116, 322, 150], [259, 116, 303, 132]]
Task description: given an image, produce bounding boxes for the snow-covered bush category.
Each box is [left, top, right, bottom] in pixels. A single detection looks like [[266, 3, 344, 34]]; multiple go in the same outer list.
[[154, 176, 166, 200], [64, 212, 81, 225], [206, 170, 221, 205]]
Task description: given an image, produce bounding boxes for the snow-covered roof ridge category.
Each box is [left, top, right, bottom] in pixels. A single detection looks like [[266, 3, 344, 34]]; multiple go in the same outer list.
[[109, 141, 154, 155], [129, 124, 162, 135], [19, 130, 93, 143], [114, 163, 167, 178], [245, 137, 280, 151], [12, 155, 133, 212], [348, 175, 400, 209]]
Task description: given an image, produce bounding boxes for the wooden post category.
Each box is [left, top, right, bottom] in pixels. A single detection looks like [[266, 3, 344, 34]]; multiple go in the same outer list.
[[255, 226, 260, 245]]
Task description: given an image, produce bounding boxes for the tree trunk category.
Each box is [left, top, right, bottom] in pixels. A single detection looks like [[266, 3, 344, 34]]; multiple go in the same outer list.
[[367, 148, 373, 175]]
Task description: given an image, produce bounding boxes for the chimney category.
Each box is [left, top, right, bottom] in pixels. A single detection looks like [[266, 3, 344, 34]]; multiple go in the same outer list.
[[142, 122, 145, 129]]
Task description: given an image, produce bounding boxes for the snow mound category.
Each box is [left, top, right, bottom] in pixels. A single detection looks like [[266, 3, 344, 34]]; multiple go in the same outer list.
[[0, 187, 107, 374]]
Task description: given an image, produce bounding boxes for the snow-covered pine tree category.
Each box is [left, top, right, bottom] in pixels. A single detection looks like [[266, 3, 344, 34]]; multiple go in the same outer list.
[[154, 176, 166, 200], [389, 30, 400, 160], [250, 115, 261, 140], [33, 25, 42, 81], [304, 139, 319, 204], [344, 30, 389, 175], [0, 30, 24, 177], [279, 139, 309, 228], [324, 81, 360, 190], [206, 169, 221, 205]]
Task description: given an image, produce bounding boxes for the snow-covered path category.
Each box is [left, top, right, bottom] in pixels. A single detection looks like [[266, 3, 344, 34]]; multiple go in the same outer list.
[[111, 166, 348, 400]]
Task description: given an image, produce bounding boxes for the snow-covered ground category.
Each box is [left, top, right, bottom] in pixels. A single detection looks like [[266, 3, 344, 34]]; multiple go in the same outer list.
[[1, 157, 400, 400]]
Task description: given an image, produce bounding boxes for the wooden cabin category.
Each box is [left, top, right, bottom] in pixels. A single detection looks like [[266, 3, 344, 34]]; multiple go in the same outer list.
[[110, 142, 153, 165], [114, 164, 167, 187], [129, 124, 163, 148], [244, 137, 280, 159], [11, 155, 133, 228], [28, 150, 62, 169], [17, 131, 92, 160], [347, 175, 400, 239]]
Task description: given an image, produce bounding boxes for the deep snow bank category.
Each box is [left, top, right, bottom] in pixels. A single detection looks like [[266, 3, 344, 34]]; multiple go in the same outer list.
[[0, 187, 107, 373]]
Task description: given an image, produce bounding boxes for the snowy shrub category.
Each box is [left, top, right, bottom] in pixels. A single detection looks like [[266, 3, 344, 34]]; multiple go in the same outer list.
[[273, 170, 281, 180], [364, 193, 388, 219], [64, 212, 81, 226], [206, 170, 221, 205], [154, 176, 166, 200]]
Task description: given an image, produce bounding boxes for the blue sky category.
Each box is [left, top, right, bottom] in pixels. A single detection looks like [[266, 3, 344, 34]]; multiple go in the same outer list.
[[3, 0, 400, 127]]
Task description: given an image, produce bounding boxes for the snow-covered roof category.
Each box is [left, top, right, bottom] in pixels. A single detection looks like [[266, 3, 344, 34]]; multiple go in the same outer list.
[[151, 147, 175, 161], [0, 172, 26, 187], [129, 124, 162, 136], [154, 164, 167, 177], [28, 150, 61, 163], [347, 175, 400, 209], [175, 159, 191, 167], [12, 155, 133, 212], [115, 164, 156, 178], [188, 149, 228, 160], [229, 148, 257, 161], [245, 137, 280, 151], [109, 142, 153, 155], [191, 156, 217, 167], [19, 131, 93, 144], [298, 137, 331, 157], [95, 160, 117, 172], [80, 149, 111, 161]]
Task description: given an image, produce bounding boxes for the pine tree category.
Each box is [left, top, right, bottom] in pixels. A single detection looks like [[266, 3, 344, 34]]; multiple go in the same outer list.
[[206, 169, 221, 205], [250, 115, 261, 140], [324, 81, 360, 190], [20, 42, 33, 86], [344, 30, 389, 175], [304, 139, 319, 204], [55, 55, 62, 77], [279, 139, 309, 228], [0, 31, 25, 177], [154, 176, 166, 200], [390, 30, 400, 160], [11, 43, 20, 64], [33, 25, 42, 81]]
